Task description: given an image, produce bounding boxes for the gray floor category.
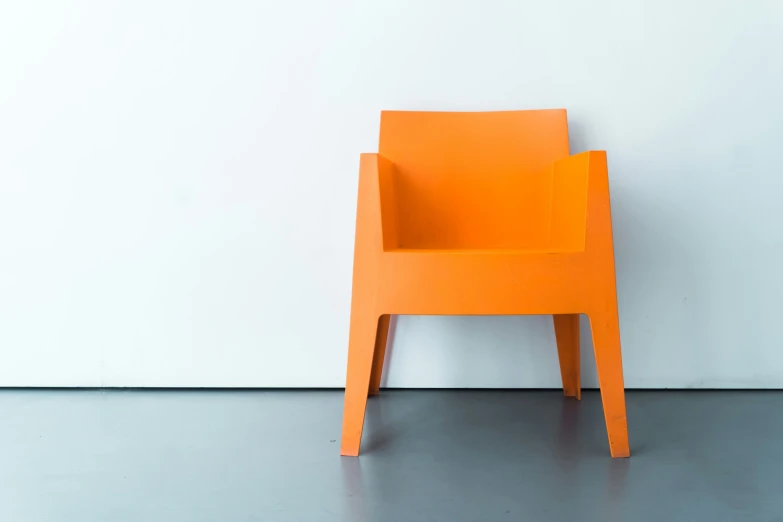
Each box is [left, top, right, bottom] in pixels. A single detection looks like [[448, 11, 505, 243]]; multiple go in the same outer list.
[[1, 390, 781, 522]]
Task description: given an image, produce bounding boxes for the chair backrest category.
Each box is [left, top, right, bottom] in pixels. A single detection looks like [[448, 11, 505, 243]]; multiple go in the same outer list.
[[379, 110, 570, 249]]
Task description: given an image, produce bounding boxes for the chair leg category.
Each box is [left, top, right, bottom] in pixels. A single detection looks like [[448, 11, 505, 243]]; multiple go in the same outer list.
[[341, 310, 382, 456], [368, 315, 391, 396], [588, 310, 630, 458], [553, 314, 581, 400]]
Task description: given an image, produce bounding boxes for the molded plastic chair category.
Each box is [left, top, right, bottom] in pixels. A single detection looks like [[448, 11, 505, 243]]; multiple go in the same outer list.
[[341, 110, 629, 458]]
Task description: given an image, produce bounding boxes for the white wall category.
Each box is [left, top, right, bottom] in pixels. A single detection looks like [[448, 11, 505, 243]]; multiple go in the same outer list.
[[1, 0, 782, 388]]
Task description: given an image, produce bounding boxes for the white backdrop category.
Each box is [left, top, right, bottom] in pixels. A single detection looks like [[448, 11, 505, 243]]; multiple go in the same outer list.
[[1, 0, 782, 388]]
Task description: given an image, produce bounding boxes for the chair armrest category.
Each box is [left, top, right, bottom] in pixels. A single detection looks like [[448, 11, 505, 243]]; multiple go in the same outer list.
[[549, 151, 610, 253], [357, 153, 398, 250]]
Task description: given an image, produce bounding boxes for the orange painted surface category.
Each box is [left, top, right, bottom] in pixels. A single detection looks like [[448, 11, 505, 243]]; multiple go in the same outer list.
[[341, 110, 629, 458]]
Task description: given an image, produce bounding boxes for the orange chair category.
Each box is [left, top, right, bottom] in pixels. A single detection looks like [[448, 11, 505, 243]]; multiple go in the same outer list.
[[341, 110, 629, 458]]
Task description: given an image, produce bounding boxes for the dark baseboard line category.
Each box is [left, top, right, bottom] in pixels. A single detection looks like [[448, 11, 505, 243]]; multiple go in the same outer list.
[[0, 387, 779, 392]]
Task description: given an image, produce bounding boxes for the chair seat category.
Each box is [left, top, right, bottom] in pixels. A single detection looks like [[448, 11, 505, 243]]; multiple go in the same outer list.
[[386, 247, 581, 255]]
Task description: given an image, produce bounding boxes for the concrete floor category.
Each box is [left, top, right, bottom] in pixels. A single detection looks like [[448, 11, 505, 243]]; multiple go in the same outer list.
[[0, 390, 781, 521]]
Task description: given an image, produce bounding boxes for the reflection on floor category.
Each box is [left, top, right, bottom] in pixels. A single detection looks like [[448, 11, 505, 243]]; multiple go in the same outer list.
[[0, 389, 780, 521]]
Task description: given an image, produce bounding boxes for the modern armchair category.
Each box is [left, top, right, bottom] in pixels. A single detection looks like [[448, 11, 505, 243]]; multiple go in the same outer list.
[[341, 109, 629, 458]]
